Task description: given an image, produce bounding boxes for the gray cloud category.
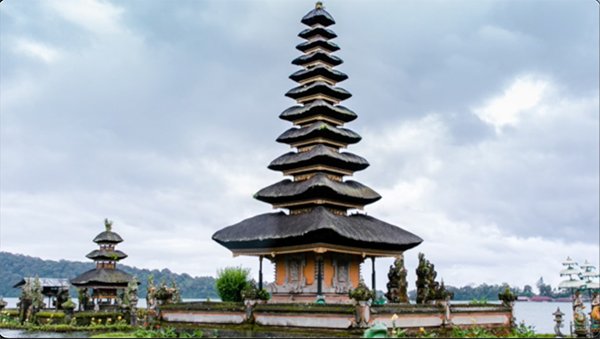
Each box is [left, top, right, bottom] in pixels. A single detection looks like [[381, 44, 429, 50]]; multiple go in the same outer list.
[[1, 0, 597, 288]]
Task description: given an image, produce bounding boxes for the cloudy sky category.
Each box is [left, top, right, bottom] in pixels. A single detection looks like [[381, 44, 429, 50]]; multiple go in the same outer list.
[[1, 0, 598, 292]]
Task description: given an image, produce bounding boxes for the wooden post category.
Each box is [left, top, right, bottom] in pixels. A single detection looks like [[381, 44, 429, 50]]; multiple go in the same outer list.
[[317, 256, 323, 295], [371, 257, 376, 293], [258, 255, 263, 290]]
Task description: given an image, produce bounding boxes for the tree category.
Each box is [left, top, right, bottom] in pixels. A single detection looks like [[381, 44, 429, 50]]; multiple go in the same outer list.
[[522, 285, 534, 297], [536, 277, 553, 297]]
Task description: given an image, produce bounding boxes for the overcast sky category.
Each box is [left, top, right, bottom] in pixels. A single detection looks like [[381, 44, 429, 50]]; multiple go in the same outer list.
[[1, 0, 598, 292]]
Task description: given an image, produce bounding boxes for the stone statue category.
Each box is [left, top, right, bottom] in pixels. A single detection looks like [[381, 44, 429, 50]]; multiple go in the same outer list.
[[416, 253, 430, 304], [385, 255, 409, 303], [122, 277, 139, 326], [146, 275, 157, 311], [553, 307, 565, 338], [591, 293, 600, 338], [573, 291, 587, 337], [78, 288, 91, 311], [416, 253, 452, 304]]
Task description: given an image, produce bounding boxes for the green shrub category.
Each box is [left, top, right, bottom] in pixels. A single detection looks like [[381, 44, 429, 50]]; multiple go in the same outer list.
[[256, 288, 270, 301], [215, 267, 250, 302], [509, 321, 536, 338], [349, 280, 375, 302], [73, 311, 127, 326], [34, 310, 66, 325]]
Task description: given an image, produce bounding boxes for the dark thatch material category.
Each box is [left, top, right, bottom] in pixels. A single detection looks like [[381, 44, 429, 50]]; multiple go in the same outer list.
[[70, 268, 134, 287], [268, 145, 369, 172], [286, 82, 351, 101], [299, 27, 337, 40], [292, 51, 343, 67], [254, 173, 380, 206], [85, 249, 128, 261], [296, 39, 340, 53], [93, 230, 123, 244], [277, 121, 361, 145], [289, 66, 348, 84], [301, 5, 335, 27], [212, 206, 423, 252], [13, 278, 70, 289], [279, 99, 356, 123]]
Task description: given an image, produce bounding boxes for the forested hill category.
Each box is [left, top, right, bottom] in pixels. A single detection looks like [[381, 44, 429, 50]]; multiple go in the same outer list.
[[0, 251, 218, 299]]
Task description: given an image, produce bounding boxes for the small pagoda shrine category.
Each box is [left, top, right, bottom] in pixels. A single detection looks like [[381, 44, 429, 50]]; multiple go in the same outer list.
[[213, 2, 422, 304], [71, 219, 136, 310]]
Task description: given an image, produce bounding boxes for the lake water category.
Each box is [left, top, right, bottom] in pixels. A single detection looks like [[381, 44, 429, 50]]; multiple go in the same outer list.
[[0, 298, 578, 337]]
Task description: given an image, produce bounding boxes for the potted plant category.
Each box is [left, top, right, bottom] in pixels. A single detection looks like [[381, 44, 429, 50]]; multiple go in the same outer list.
[[349, 280, 375, 328]]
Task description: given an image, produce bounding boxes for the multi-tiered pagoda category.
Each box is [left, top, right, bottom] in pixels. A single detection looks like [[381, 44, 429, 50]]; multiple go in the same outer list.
[[71, 219, 136, 309], [213, 2, 422, 304]]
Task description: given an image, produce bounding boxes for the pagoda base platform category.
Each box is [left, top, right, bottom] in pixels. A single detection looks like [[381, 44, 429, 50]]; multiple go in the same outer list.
[[159, 301, 513, 335]]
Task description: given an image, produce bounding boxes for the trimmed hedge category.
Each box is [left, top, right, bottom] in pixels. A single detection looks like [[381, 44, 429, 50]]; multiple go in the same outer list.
[[35, 310, 66, 325], [74, 311, 128, 326]]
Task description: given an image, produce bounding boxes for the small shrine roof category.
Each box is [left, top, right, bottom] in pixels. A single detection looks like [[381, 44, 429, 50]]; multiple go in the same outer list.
[[212, 206, 422, 253], [86, 249, 128, 261], [13, 278, 70, 289], [280, 100, 356, 123]]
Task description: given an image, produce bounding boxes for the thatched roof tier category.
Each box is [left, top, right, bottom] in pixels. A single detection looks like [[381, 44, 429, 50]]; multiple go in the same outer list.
[[70, 268, 134, 287], [301, 3, 335, 27], [296, 39, 340, 53], [298, 27, 337, 40], [93, 230, 123, 244], [277, 121, 361, 146], [268, 145, 369, 173], [286, 82, 351, 102], [85, 249, 128, 261], [292, 51, 343, 67], [289, 66, 348, 84], [254, 173, 380, 208], [280, 100, 356, 124], [212, 206, 422, 254]]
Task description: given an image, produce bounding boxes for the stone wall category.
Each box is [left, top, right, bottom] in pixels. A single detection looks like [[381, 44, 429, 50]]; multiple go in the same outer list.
[[159, 301, 513, 331]]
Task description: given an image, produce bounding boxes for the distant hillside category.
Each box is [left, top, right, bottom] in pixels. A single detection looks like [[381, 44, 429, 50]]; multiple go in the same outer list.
[[0, 251, 218, 299]]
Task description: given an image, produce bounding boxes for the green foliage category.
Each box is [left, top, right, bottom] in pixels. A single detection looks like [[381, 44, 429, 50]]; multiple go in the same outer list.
[[215, 267, 250, 302], [256, 288, 270, 301], [509, 321, 536, 338], [73, 311, 126, 326], [62, 298, 76, 310], [498, 286, 517, 304], [451, 326, 496, 338], [0, 251, 218, 299], [469, 298, 488, 305], [34, 310, 66, 325], [240, 280, 271, 301], [0, 310, 20, 326], [349, 280, 375, 302], [117, 327, 201, 338]]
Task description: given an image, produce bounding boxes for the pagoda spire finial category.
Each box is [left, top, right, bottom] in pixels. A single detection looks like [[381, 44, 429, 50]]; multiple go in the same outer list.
[[315, 1, 323, 9], [104, 218, 113, 231]]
